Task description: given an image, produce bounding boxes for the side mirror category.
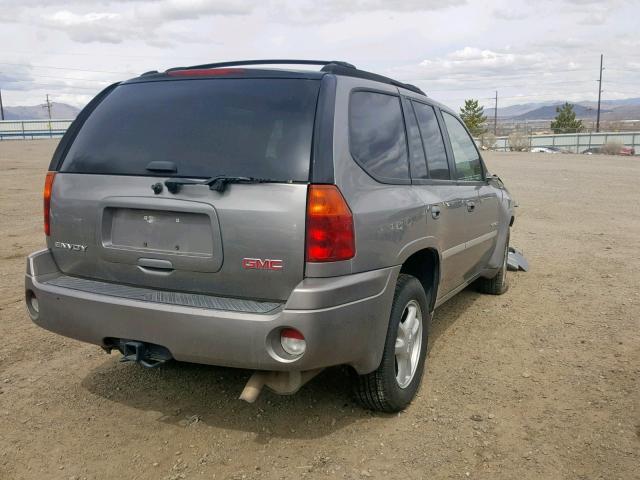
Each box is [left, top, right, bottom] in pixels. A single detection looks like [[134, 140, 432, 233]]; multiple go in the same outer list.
[[486, 173, 504, 187]]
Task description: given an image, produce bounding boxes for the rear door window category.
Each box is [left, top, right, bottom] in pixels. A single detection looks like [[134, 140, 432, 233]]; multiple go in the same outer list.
[[401, 97, 428, 180], [60, 78, 320, 181], [441, 111, 484, 181], [412, 102, 450, 180], [349, 91, 409, 183]]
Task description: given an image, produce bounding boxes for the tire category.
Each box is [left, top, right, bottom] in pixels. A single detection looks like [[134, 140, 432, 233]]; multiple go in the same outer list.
[[476, 231, 510, 295], [353, 274, 430, 413]]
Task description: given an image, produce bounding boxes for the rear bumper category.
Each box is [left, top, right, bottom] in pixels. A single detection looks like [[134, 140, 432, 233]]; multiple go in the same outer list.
[[25, 249, 398, 374]]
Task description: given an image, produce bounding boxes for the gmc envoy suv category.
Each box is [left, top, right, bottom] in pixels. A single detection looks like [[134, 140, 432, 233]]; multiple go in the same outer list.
[[25, 60, 514, 412]]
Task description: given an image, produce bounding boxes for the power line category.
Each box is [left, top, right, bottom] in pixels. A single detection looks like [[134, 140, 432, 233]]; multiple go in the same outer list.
[[400, 67, 610, 84], [0, 50, 220, 60], [0, 62, 136, 75], [2, 81, 101, 92], [424, 76, 639, 93], [1, 74, 111, 84]]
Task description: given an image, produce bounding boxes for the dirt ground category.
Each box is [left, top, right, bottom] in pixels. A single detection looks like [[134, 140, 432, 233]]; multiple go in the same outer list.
[[0, 139, 638, 480]]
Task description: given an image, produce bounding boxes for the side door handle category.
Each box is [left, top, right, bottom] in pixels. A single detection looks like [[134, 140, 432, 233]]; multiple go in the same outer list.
[[430, 205, 441, 219], [466, 200, 476, 213]]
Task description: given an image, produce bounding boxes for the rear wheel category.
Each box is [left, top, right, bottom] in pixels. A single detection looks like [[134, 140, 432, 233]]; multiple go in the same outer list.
[[476, 231, 510, 295], [353, 274, 430, 412]]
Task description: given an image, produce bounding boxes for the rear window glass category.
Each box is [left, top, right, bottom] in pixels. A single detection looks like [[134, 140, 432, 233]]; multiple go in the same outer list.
[[61, 78, 320, 181], [349, 91, 409, 183]]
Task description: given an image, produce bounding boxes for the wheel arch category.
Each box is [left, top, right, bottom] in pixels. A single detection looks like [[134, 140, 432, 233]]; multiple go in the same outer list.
[[399, 247, 440, 312]]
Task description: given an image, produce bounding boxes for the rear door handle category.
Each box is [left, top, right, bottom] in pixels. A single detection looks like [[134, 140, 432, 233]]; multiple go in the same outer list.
[[466, 201, 476, 212], [430, 205, 441, 219]]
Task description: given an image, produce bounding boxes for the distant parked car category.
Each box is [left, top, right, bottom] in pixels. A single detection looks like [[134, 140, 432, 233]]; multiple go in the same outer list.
[[581, 147, 601, 155], [582, 146, 636, 156], [619, 146, 636, 156], [531, 146, 564, 154]]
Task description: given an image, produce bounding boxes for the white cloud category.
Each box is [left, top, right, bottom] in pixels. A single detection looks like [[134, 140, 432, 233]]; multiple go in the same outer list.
[[492, 7, 530, 20], [390, 47, 547, 86], [0, 0, 638, 109]]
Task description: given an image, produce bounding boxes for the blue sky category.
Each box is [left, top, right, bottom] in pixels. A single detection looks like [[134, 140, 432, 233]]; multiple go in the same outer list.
[[0, 0, 638, 111]]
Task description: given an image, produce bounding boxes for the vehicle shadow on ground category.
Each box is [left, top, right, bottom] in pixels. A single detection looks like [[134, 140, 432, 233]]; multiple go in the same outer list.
[[81, 286, 481, 441], [429, 288, 481, 346]]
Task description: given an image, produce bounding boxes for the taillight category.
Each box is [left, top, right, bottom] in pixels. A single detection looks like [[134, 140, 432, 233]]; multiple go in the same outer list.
[[44, 171, 56, 236], [305, 185, 355, 262]]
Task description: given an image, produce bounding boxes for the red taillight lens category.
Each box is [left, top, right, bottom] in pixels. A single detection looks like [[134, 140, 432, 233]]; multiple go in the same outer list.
[[305, 185, 355, 262], [167, 68, 244, 77], [44, 171, 56, 236]]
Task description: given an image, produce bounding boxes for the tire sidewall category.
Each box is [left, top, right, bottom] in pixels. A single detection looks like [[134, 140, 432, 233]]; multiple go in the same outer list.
[[498, 231, 510, 290], [381, 275, 430, 410]]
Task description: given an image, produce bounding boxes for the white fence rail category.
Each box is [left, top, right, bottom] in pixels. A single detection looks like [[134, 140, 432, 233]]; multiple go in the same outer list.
[[2, 119, 639, 155], [494, 131, 640, 153], [0, 119, 73, 140]]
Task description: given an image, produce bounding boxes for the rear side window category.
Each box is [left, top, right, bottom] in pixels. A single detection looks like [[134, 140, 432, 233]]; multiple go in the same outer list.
[[60, 78, 320, 181], [349, 91, 409, 182], [441, 111, 484, 181], [412, 102, 450, 180]]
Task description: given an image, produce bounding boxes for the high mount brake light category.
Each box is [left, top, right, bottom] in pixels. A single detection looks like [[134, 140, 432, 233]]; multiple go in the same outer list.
[[44, 172, 56, 236], [305, 185, 355, 263], [166, 68, 245, 77]]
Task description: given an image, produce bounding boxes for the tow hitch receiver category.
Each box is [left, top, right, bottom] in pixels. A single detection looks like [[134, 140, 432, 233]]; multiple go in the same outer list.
[[118, 340, 172, 368]]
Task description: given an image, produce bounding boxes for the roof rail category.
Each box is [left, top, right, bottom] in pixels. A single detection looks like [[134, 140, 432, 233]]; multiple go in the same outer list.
[[162, 59, 426, 96], [166, 59, 356, 72], [320, 63, 425, 96]]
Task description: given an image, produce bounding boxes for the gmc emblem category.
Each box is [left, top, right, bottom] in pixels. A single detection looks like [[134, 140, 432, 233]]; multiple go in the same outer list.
[[242, 258, 283, 271]]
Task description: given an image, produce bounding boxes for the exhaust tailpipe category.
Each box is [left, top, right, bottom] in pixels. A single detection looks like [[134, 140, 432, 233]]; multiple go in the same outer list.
[[239, 369, 323, 403]]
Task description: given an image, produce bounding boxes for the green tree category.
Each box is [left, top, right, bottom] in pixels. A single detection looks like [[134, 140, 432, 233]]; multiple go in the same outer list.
[[550, 102, 584, 133], [459, 99, 487, 137]]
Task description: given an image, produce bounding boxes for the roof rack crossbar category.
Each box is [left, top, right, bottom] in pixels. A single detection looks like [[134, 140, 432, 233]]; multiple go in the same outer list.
[[166, 59, 356, 72]]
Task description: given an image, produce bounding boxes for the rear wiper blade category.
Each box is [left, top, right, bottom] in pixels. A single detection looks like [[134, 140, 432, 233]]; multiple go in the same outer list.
[[164, 175, 281, 194]]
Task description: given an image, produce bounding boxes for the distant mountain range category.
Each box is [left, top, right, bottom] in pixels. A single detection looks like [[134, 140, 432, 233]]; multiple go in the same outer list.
[[3, 97, 640, 122], [484, 97, 640, 121], [2, 103, 81, 120]]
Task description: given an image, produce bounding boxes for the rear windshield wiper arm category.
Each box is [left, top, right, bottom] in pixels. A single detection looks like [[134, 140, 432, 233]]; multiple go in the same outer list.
[[164, 175, 280, 194]]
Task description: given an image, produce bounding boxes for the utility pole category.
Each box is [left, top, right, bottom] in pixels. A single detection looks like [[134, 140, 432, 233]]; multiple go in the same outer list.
[[493, 90, 498, 135], [596, 54, 603, 133], [0, 88, 4, 121], [43, 94, 53, 138], [43, 94, 52, 120]]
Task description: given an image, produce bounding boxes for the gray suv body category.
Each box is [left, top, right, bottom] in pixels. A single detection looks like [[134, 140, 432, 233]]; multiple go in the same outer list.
[[25, 60, 514, 411]]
